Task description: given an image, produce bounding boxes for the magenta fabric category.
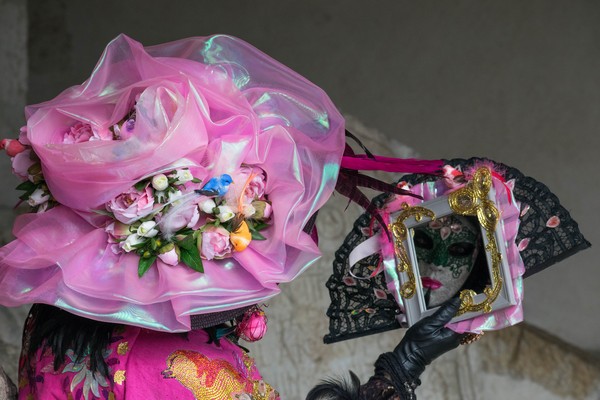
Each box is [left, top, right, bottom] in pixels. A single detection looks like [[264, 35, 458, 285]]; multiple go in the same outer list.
[[18, 327, 279, 400], [0, 35, 345, 331]]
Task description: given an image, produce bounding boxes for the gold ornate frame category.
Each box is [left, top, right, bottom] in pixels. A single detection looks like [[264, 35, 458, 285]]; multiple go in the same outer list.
[[390, 167, 504, 317]]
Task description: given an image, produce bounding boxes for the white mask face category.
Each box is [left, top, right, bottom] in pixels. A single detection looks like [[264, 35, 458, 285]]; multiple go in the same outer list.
[[414, 215, 480, 308]]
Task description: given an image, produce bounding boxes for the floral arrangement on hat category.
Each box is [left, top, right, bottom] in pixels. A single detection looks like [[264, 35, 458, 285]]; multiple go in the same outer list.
[[0, 34, 345, 332]]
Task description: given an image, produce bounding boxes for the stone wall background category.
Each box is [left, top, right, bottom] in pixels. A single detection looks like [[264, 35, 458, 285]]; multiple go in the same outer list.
[[1, 1, 599, 398]]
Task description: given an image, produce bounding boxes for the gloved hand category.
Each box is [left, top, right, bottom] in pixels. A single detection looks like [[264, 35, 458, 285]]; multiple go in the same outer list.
[[394, 296, 465, 381], [373, 297, 464, 397]]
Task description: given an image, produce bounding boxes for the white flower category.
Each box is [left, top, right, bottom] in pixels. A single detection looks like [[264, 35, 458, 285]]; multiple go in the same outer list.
[[121, 234, 146, 252], [199, 198, 217, 214], [216, 205, 235, 222], [242, 203, 256, 218], [151, 174, 169, 191], [137, 221, 159, 238], [172, 169, 194, 185], [168, 190, 184, 207], [155, 190, 167, 203], [168, 190, 183, 202], [28, 188, 50, 207]]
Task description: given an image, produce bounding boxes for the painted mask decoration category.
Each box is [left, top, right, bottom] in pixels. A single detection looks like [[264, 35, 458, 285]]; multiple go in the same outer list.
[[413, 215, 481, 308]]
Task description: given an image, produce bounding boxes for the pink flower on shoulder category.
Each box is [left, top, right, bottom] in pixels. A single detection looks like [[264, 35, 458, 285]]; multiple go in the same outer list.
[[201, 226, 232, 260], [106, 186, 155, 224]]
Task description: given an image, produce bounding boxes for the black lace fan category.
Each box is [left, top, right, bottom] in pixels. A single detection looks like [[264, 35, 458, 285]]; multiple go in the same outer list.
[[324, 157, 591, 344]]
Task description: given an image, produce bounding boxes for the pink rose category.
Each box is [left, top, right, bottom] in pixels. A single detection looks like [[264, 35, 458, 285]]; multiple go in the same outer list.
[[18, 126, 30, 145], [0, 139, 26, 157], [201, 226, 232, 260], [244, 170, 267, 202], [236, 309, 268, 342], [158, 201, 200, 235], [105, 221, 133, 241], [11, 149, 35, 180], [252, 200, 272, 220], [106, 185, 155, 224], [158, 246, 180, 266], [63, 122, 95, 144]]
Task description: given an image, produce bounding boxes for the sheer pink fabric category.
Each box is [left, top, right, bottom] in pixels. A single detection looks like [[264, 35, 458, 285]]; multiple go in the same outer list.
[[0, 35, 345, 331]]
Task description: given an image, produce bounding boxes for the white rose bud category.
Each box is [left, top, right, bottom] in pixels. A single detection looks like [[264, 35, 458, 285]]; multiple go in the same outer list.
[[173, 169, 194, 185], [242, 203, 256, 218], [28, 188, 50, 207], [152, 174, 169, 191], [216, 205, 235, 222], [137, 220, 159, 238], [121, 234, 145, 252], [199, 198, 217, 214]]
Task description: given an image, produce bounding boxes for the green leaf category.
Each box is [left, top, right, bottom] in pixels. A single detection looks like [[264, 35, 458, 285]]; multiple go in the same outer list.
[[191, 178, 202, 184], [138, 255, 157, 277], [91, 209, 114, 217], [180, 246, 204, 273], [251, 230, 266, 240], [15, 181, 36, 191], [134, 181, 147, 191], [177, 234, 196, 251], [253, 222, 269, 231]]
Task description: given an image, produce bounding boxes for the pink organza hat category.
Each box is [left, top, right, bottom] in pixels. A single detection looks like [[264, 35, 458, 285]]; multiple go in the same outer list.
[[0, 34, 346, 332]]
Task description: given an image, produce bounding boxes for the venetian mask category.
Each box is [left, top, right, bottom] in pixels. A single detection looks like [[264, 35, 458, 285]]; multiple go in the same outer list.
[[413, 215, 480, 308]]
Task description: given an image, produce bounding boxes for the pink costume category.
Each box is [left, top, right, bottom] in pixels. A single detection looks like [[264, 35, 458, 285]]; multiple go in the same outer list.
[[18, 324, 278, 400]]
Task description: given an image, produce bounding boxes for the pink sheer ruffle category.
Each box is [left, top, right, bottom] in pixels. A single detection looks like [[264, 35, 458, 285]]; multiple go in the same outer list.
[[0, 34, 345, 332]]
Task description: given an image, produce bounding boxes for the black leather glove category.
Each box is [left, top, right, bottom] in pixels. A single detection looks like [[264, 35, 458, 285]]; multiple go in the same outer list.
[[373, 297, 465, 397]]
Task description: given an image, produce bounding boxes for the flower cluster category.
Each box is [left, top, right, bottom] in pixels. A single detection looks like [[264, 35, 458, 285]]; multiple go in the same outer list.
[[104, 165, 272, 277], [1, 109, 138, 212], [0, 128, 55, 213], [3, 116, 272, 278]]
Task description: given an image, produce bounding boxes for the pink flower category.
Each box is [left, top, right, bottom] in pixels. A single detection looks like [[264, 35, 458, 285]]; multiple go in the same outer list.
[[113, 118, 136, 140], [105, 221, 133, 240], [63, 122, 95, 144], [252, 200, 272, 220], [200, 226, 232, 260], [11, 149, 35, 180], [158, 246, 180, 266], [18, 126, 30, 145], [106, 185, 155, 224], [0, 139, 26, 157], [159, 201, 200, 235], [236, 309, 268, 342], [244, 169, 267, 201]]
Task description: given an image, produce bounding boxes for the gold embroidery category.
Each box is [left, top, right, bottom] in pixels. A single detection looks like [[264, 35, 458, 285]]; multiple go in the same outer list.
[[117, 341, 129, 355], [163, 350, 279, 400], [163, 350, 249, 400], [113, 370, 126, 385], [252, 379, 280, 400]]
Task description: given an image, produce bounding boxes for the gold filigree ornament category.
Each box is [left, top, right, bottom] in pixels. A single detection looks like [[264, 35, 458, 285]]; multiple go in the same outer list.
[[449, 167, 502, 315], [390, 202, 435, 299]]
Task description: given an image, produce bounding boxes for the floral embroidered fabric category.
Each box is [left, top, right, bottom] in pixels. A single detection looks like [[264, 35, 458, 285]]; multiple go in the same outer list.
[[18, 322, 279, 400]]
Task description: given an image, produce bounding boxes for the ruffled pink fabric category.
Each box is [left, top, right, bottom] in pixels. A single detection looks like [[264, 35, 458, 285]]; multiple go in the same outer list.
[[0, 35, 345, 331]]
